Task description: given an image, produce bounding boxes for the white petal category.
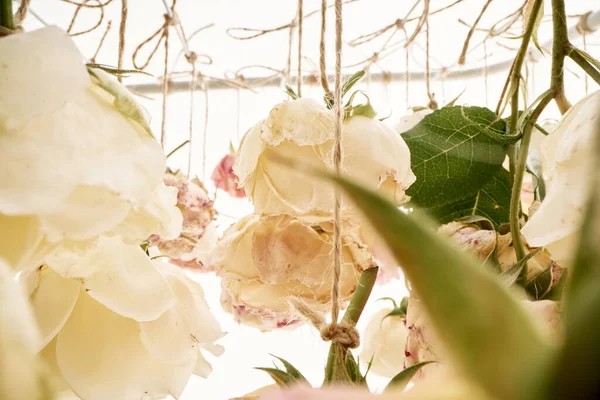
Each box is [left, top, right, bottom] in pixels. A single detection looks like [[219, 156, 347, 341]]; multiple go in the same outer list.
[[395, 109, 433, 134], [193, 350, 213, 378], [0, 259, 47, 400], [108, 184, 183, 244], [260, 98, 334, 146], [28, 266, 80, 351], [49, 236, 175, 321], [40, 337, 70, 393], [38, 185, 131, 242], [0, 28, 165, 217], [0, 27, 89, 130], [234, 121, 267, 187], [56, 293, 196, 400], [140, 262, 223, 365], [0, 214, 54, 271]]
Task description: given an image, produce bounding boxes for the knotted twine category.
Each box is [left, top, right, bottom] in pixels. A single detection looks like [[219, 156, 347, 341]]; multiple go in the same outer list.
[[0, 0, 30, 37], [290, 0, 359, 350]]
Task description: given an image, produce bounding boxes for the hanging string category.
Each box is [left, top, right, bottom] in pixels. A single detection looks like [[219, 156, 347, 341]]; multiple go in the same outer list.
[[187, 56, 197, 178], [405, 43, 410, 109], [424, 2, 437, 109], [117, 0, 128, 83], [319, 0, 332, 100], [297, 0, 304, 97], [286, 22, 295, 82], [201, 80, 210, 181], [66, 0, 105, 36], [91, 21, 111, 63], [577, 12, 593, 95], [330, 0, 344, 330]]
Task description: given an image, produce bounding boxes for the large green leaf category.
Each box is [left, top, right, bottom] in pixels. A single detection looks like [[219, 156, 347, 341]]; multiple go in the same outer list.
[[404, 106, 507, 210], [322, 171, 551, 400], [424, 168, 511, 227]]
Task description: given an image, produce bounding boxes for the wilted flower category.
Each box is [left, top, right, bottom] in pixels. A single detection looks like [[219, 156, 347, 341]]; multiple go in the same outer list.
[[0, 27, 178, 271], [0, 258, 51, 400], [212, 153, 247, 198], [395, 108, 433, 134], [234, 98, 415, 217], [210, 214, 376, 330], [359, 307, 408, 378], [24, 236, 223, 400], [149, 170, 219, 270], [522, 91, 600, 263], [438, 221, 558, 281]]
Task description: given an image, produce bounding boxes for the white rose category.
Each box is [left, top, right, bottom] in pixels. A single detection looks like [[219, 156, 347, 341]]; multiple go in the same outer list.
[[0, 258, 51, 400], [234, 98, 415, 217], [149, 170, 218, 270], [24, 236, 223, 400], [210, 214, 376, 330], [0, 27, 178, 271], [359, 307, 408, 378], [395, 108, 433, 134], [522, 91, 600, 263]]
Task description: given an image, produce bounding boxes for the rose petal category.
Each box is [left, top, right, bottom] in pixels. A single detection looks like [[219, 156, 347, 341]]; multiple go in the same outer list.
[[140, 262, 223, 364], [40, 337, 70, 393], [50, 236, 175, 321], [28, 267, 80, 351], [56, 293, 196, 400], [0, 214, 54, 271]]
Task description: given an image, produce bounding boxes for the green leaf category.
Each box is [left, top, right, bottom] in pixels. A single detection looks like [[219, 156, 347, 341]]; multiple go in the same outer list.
[[541, 268, 567, 301], [500, 248, 541, 287], [351, 102, 377, 119], [404, 106, 508, 211], [318, 170, 551, 400], [166, 140, 190, 159], [446, 89, 465, 107], [421, 168, 511, 227], [341, 70, 365, 98], [86, 63, 153, 77], [384, 361, 437, 392], [255, 368, 295, 388], [269, 355, 309, 384], [284, 85, 299, 100], [378, 297, 398, 308], [87, 67, 154, 138], [525, 266, 553, 300], [345, 352, 363, 385]]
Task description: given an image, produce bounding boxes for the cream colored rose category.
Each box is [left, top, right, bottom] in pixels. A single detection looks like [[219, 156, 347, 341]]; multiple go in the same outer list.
[[24, 237, 223, 400], [149, 170, 218, 270], [438, 222, 559, 282], [395, 108, 433, 134], [0, 258, 52, 400], [210, 214, 376, 330], [234, 98, 415, 217], [0, 27, 177, 271], [359, 307, 408, 378], [522, 91, 600, 263]]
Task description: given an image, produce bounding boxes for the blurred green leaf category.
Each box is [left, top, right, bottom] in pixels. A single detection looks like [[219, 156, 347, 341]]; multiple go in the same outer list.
[[255, 368, 296, 388], [351, 102, 377, 119], [284, 85, 299, 100], [500, 249, 541, 287], [269, 355, 309, 384], [342, 70, 365, 98], [422, 168, 511, 227], [524, 0, 545, 54], [321, 170, 551, 400], [384, 361, 437, 392], [404, 106, 508, 214]]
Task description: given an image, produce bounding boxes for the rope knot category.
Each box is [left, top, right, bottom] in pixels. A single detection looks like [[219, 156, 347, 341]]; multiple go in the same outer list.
[[185, 51, 198, 65], [164, 13, 177, 26], [395, 18, 404, 29], [0, 25, 23, 37], [319, 322, 360, 348]]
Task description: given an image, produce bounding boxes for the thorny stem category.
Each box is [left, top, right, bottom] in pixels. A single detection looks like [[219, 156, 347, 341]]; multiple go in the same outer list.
[[324, 267, 378, 383], [0, 0, 15, 30], [550, 0, 571, 115], [512, 90, 554, 285], [568, 46, 600, 86]]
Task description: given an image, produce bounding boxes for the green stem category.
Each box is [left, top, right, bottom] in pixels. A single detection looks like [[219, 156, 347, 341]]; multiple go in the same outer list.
[[0, 0, 14, 30], [324, 266, 378, 383], [568, 46, 600, 86], [550, 0, 571, 115], [512, 90, 554, 285]]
